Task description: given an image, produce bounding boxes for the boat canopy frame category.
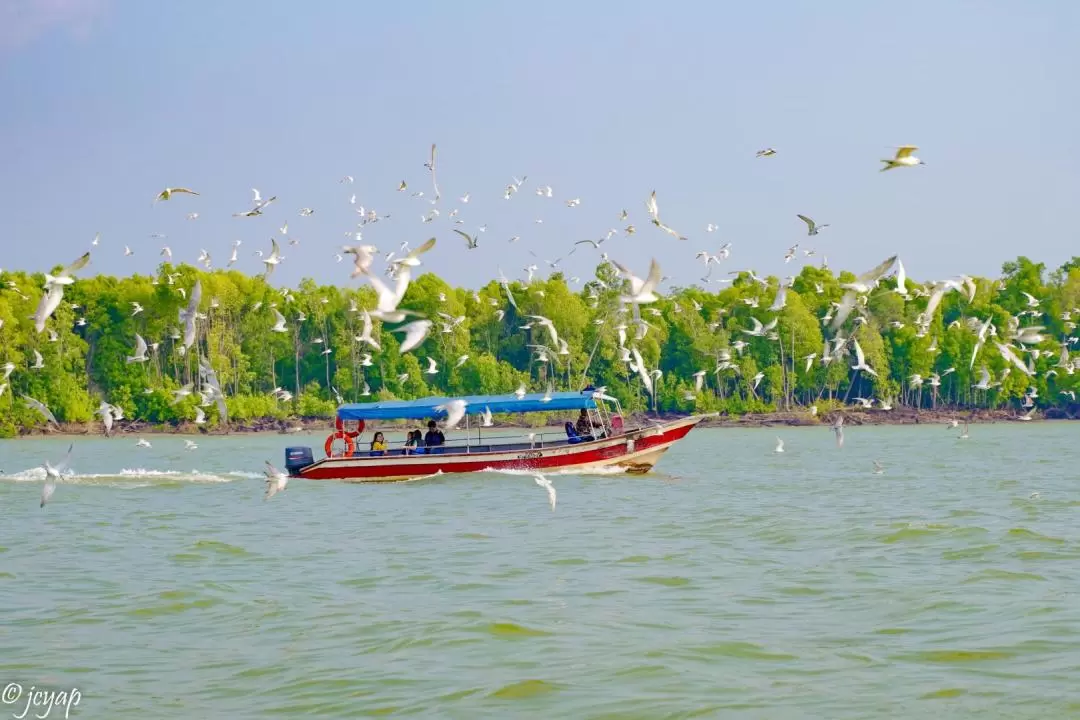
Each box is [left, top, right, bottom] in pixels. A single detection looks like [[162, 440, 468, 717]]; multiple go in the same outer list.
[[336, 391, 598, 422]]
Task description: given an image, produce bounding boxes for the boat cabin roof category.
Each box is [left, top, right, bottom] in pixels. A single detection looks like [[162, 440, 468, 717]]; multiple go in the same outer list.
[[337, 391, 598, 421]]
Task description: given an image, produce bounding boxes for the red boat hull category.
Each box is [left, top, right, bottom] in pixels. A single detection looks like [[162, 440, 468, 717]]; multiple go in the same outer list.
[[295, 416, 703, 482]]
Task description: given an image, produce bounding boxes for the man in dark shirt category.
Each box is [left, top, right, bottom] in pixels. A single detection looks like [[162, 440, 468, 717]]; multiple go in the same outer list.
[[424, 420, 445, 447]]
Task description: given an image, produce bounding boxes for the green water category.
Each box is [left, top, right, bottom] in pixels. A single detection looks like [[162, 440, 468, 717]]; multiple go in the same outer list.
[[1, 424, 1079, 718]]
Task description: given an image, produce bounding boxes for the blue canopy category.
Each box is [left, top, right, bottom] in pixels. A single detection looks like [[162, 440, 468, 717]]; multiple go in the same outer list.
[[337, 391, 597, 421]]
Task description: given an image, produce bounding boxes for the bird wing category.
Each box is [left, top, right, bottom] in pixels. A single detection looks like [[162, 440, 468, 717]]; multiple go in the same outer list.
[[23, 395, 58, 425], [395, 320, 431, 353], [631, 346, 653, 395], [187, 280, 202, 315], [646, 191, 659, 221], [407, 237, 437, 261], [858, 255, 898, 285], [134, 334, 147, 356], [55, 442, 74, 473], [639, 258, 663, 298], [894, 145, 918, 160], [62, 251, 91, 277], [796, 214, 815, 231], [453, 229, 473, 246], [853, 338, 867, 366]]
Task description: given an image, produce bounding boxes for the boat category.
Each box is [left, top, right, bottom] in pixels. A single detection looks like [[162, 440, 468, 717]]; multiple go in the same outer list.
[[283, 389, 704, 483]]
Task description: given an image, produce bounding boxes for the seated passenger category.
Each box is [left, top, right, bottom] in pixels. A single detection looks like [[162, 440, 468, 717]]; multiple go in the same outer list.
[[575, 409, 600, 440], [424, 420, 445, 447], [370, 432, 388, 455], [404, 429, 421, 454]]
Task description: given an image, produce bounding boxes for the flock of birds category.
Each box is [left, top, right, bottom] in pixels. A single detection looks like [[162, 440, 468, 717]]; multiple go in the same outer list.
[[15, 141, 1071, 511]]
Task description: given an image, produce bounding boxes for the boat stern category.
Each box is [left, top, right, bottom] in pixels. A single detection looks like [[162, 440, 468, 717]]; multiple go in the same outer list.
[[285, 446, 314, 477]]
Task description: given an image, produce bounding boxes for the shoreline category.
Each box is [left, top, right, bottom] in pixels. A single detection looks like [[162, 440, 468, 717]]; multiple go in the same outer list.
[[7, 407, 1072, 438]]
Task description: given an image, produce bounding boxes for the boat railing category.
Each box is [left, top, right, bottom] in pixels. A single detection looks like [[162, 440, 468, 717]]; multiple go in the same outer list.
[[338, 427, 607, 459]]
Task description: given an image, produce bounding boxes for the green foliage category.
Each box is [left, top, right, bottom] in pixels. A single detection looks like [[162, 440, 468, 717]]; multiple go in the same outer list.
[[0, 255, 1077, 433]]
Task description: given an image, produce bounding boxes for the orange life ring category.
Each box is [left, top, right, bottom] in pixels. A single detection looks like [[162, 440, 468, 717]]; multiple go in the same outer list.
[[325, 431, 355, 457]]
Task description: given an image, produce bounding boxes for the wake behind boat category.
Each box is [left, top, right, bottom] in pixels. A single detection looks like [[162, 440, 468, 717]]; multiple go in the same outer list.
[[284, 390, 703, 483]]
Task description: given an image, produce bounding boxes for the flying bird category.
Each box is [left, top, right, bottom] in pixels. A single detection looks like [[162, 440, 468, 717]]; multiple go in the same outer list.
[[126, 334, 149, 364], [533, 472, 556, 511], [154, 187, 199, 203], [453, 229, 479, 249], [393, 319, 432, 353], [264, 461, 288, 500], [22, 395, 58, 427], [880, 145, 925, 171], [796, 214, 829, 236], [434, 398, 467, 429], [40, 442, 73, 508], [645, 191, 687, 240]]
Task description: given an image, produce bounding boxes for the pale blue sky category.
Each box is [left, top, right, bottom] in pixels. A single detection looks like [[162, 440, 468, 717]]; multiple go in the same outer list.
[[1, 0, 1076, 289]]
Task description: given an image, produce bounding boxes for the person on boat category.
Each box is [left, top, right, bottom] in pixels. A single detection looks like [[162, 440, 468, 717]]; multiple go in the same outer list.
[[575, 409, 601, 439], [370, 432, 388, 455], [424, 420, 445, 447], [404, 429, 421, 453]]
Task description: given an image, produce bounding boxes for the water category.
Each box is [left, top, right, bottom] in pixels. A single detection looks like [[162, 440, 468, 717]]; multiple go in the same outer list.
[[2, 424, 1079, 718]]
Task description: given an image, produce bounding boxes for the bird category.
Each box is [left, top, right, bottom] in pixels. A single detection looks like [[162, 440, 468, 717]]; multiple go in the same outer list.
[[692, 370, 706, 393], [264, 461, 288, 500], [880, 145, 925, 171], [832, 416, 845, 448], [194, 407, 206, 425], [263, 238, 284, 277], [126, 334, 149, 363], [343, 244, 379, 277], [136, 438, 152, 448], [391, 237, 437, 269], [645, 191, 687, 240], [356, 311, 380, 349], [271, 308, 288, 333], [435, 399, 467, 429], [797, 214, 829, 236], [394, 320, 432, 353], [40, 442, 73, 508], [425, 357, 439, 375], [481, 406, 493, 427], [154, 187, 199, 203], [171, 383, 194, 404], [30, 350, 44, 369], [514, 383, 527, 399], [756, 148, 777, 158], [873, 460, 885, 475], [774, 437, 784, 453], [184, 440, 198, 451], [533, 472, 556, 511], [613, 258, 663, 310], [178, 280, 202, 355], [22, 395, 58, 427], [453, 229, 479, 249], [425, 143, 440, 200], [851, 338, 878, 377]]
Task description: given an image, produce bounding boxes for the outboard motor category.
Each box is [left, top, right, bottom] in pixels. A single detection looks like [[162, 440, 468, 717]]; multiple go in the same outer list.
[[285, 446, 314, 476]]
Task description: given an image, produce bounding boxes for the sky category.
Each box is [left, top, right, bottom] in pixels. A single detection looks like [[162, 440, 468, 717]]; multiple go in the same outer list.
[[1, 0, 1077, 291]]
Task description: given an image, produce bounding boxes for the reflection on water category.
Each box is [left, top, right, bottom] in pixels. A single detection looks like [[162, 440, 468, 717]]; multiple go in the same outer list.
[[2, 424, 1079, 717]]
